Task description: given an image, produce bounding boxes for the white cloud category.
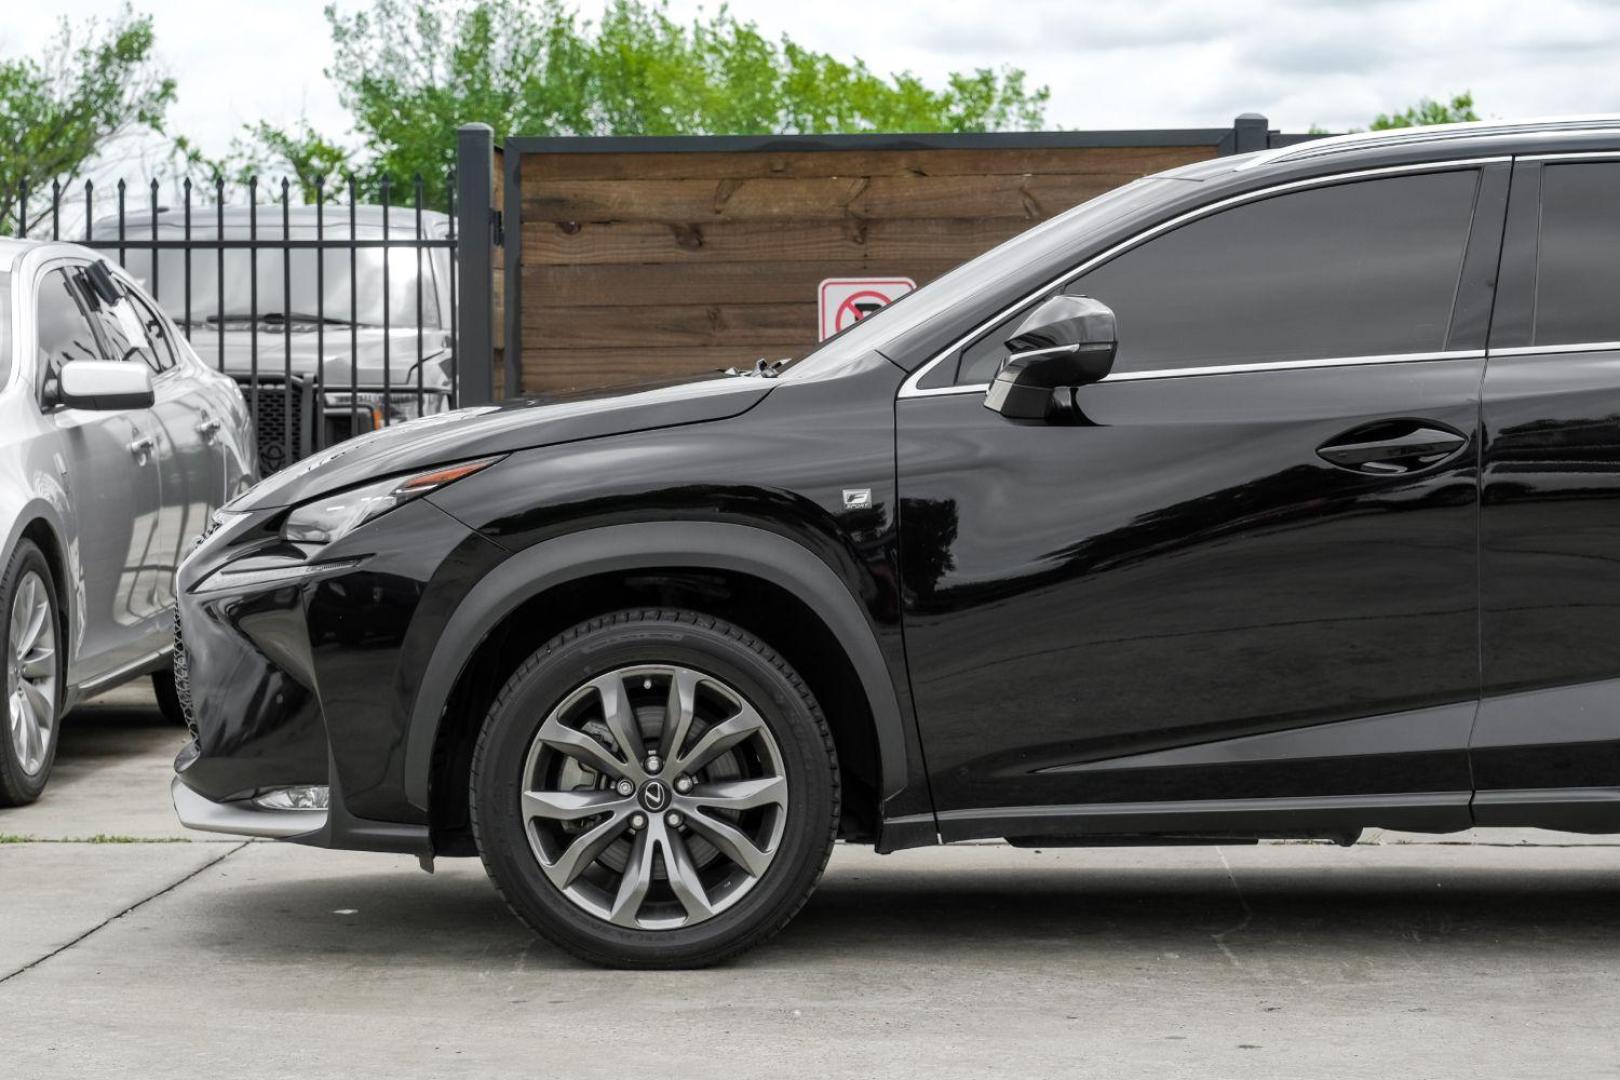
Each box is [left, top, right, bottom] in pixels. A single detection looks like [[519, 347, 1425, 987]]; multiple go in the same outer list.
[[4, 0, 1620, 168]]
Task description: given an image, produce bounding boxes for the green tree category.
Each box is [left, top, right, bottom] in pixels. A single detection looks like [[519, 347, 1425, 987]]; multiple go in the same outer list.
[[0, 5, 177, 234], [1369, 91, 1479, 130], [266, 0, 1048, 205], [232, 120, 354, 204], [1311, 92, 1481, 136]]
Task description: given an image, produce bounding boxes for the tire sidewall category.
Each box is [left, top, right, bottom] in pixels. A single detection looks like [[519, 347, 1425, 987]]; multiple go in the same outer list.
[[0, 540, 62, 804], [472, 612, 836, 967]]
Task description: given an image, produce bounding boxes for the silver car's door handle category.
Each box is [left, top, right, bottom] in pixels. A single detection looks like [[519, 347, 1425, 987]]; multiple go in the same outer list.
[[195, 417, 222, 442], [128, 434, 155, 461]]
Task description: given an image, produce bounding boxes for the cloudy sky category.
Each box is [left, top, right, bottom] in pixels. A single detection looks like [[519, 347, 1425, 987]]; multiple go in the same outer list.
[[6, 0, 1620, 159]]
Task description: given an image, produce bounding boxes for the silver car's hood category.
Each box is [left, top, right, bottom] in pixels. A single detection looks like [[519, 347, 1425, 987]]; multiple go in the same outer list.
[[186, 326, 452, 389]]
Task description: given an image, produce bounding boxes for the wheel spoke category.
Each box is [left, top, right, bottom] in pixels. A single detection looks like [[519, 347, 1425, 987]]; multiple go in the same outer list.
[[16, 691, 41, 772], [592, 674, 646, 765], [681, 775, 787, 813], [536, 714, 630, 781], [661, 827, 716, 921], [15, 580, 46, 657], [608, 826, 656, 926], [659, 667, 700, 760], [522, 788, 631, 822], [20, 645, 54, 680], [675, 703, 767, 774], [542, 809, 631, 888], [20, 678, 53, 732], [683, 806, 773, 877]]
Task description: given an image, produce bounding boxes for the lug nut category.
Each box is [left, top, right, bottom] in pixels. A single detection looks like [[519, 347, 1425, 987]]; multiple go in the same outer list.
[[615, 779, 634, 797], [630, 812, 647, 830], [665, 811, 683, 828], [674, 776, 693, 794], [644, 755, 663, 774]]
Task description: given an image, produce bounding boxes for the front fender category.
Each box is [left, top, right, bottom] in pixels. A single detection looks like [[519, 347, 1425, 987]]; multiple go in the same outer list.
[[401, 520, 932, 845]]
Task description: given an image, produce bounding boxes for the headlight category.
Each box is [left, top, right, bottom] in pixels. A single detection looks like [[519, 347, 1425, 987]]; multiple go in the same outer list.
[[323, 389, 450, 425], [281, 456, 502, 544]]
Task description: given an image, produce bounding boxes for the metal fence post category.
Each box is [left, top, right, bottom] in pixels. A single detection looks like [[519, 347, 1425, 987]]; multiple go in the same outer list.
[[1228, 113, 1270, 155], [456, 123, 497, 406]]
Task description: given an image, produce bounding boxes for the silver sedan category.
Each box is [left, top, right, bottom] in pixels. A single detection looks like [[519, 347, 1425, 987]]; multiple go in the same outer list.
[[0, 239, 255, 805]]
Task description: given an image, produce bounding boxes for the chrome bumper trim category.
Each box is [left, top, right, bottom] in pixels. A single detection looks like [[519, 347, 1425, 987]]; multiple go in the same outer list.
[[170, 776, 327, 840]]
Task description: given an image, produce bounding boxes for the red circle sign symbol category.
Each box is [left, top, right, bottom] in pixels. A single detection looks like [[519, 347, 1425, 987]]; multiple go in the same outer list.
[[833, 289, 895, 334]]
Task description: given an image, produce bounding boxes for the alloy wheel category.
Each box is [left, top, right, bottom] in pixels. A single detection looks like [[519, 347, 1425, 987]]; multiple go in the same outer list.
[[8, 571, 57, 777], [521, 664, 789, 930]]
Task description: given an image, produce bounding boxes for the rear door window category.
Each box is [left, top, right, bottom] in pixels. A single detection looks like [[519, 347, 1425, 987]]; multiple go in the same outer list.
[[1525, 162, 1620, 347]]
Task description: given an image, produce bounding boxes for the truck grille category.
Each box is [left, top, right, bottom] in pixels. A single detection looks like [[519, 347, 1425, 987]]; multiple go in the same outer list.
[[246, 379, 312, 474]]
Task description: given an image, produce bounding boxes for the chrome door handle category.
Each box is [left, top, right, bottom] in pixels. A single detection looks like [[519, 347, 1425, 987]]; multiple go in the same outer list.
[[196, 417, 222, 442], [1317, 420, 1468, 476], [128, 434, 156, 461]]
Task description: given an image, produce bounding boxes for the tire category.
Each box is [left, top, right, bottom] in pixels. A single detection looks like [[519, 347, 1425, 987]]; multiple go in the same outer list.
[[471, 608, 839, 969], [0, 539, 64, 807], [152, 662, 184, 726]]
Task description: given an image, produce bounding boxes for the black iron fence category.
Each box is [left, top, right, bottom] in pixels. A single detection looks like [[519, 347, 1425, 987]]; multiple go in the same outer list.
[[7, 171, 463, 473]]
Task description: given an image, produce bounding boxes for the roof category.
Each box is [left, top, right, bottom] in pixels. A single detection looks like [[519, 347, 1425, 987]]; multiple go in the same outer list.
[[1239, 114, 1620, 171], [90, 202, 450, 238]]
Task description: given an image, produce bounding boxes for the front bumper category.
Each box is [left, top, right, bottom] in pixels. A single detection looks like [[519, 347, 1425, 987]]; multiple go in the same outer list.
[[169, 496, 506, 850]]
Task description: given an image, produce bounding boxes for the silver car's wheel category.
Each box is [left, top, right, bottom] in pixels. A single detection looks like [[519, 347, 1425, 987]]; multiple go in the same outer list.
[[1, 541, 62, 806], [522, 664, 790, 930], [8, 569, 57, 777]]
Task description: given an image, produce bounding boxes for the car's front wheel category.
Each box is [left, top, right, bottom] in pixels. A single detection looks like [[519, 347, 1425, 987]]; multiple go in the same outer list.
[[0, 540, 63, 807], [470, 609, 839, 968]]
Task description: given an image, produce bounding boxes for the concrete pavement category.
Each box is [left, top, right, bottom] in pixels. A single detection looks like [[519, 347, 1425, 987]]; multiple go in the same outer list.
[[2, 689, 1618, 1079]]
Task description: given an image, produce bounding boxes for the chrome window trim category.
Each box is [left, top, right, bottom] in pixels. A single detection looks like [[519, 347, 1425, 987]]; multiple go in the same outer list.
[[900, 350, 1485, 400], [898, 157, 1508, 400], [1490, 342, 1620, 358], [1504, 151, 1620, 163]]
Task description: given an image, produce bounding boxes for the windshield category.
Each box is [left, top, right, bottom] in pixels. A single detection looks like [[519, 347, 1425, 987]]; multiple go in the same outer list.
[[120, 245, 442, 329], [0, 272, 10, 389], [781, 177, 1179, 378]]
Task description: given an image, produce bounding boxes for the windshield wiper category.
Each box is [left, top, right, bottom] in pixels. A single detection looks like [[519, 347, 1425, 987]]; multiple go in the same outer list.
[[205, 312, 352, 326]]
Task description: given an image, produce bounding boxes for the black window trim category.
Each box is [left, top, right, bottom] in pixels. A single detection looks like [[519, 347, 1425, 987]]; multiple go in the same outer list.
[[1491, 150, 1620, 358], [898, 155, 1512, 399]]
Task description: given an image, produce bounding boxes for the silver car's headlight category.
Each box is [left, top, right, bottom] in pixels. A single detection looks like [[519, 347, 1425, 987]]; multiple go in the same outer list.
[[281, 456, 502, 544]]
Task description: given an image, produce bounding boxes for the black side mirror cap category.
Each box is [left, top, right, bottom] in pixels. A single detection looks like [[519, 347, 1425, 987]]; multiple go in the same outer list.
[[985, 295, 1117, 420]]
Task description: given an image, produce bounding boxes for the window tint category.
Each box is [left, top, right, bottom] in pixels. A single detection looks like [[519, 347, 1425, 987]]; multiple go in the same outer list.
[[957, 170, 1479, 384], [1531, 162, 1620, 347], [35, 269, 101, 393]]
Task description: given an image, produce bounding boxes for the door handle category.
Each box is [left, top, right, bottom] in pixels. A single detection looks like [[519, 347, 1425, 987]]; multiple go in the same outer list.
[[195, 417, 222, 442], [1316, 420, 1468, 476], [128, 434, 156, 462]]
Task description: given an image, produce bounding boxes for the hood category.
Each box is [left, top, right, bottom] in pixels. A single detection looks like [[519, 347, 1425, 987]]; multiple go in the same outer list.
[[187, 326, 452, 388], [229, 371, 776, 510]]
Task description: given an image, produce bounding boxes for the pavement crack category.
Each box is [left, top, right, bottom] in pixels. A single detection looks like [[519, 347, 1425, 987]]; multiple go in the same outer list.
[[1211, 846, 1254, 971], [0, 840, 249, 987]]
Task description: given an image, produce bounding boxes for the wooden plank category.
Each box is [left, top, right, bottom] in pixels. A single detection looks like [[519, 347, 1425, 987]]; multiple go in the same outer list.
[[522, 145, 1217, 182], [526, 261, 960, 307], [521, 345, 810, 394], [524, 303, 816, 349], [522, 218, 1030, 266], [520, 172, 1134, 224]]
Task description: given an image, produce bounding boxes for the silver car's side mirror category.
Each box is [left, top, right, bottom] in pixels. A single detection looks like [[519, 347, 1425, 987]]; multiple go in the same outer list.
[[57, 360, 155, 411]]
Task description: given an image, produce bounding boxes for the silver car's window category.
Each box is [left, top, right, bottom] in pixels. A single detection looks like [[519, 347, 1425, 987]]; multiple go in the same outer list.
[[85, 281, 164, 374], [0, 272, 10, 388], [35, 270, 101, 395], [121, 284, 178, 373]]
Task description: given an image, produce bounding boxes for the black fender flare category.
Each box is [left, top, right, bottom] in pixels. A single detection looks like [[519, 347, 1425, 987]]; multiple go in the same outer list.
[[402, 520, 914, 817]]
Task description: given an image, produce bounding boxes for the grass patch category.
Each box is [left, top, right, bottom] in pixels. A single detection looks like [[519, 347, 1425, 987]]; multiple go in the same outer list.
[[0, 834, 189, 844]]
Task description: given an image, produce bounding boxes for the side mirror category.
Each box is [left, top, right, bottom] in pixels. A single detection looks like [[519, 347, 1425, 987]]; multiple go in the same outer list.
[[984, 295, 1117, 420], [57, 360, 154, 411]]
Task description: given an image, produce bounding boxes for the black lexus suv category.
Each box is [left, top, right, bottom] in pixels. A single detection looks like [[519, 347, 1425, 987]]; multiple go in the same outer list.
[[173, 118, 1620, 967]]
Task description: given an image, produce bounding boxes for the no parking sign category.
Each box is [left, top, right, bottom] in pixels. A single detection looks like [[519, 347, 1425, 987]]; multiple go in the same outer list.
[[818, 277, 916, 340]]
